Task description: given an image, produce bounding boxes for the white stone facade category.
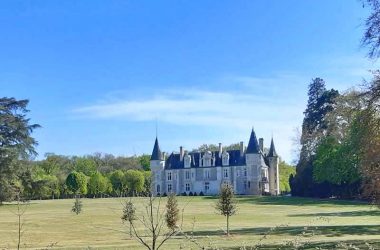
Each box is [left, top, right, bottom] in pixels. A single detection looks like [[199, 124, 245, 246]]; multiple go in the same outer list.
[[150, 129, 280, 196]]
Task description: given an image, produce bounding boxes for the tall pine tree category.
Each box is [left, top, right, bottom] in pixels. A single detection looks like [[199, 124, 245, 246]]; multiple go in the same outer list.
[[291, 78, 339, 197], [0, 98, 40, 204]]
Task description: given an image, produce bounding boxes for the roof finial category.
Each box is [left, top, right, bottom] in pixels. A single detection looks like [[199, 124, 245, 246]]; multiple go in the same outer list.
[[155, 117, 158, 138]]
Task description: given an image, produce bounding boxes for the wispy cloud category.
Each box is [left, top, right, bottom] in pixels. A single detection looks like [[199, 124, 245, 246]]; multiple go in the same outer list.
[[73, 75, 307, 162], [73, 88, 303, 130], [72, 56, 376, 162]]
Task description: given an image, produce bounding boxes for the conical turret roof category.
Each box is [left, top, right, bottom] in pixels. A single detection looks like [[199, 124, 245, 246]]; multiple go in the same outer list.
[[267, 137, 278, 157], [246, 128, 261, 154], [150, 137, 163, 161]]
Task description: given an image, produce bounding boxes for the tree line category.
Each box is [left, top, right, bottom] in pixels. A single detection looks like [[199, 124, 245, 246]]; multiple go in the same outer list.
[[289, 0, 380, 204], [18, 153, 153, 200], [0, 96, 297, 204], [0, 97, 154, 203], [290, 75, 380, 205]]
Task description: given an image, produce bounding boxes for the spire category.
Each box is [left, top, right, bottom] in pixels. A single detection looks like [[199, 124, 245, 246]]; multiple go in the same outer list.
[[246, 128, 261, 154], [150, 137, 163, 161], [267, 137, 278, 157]]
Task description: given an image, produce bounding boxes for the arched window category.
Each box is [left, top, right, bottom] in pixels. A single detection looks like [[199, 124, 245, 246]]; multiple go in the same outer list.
[[203, 151, 212, 167], [222, 152, 229, 166], [184, 154, 191, 168]]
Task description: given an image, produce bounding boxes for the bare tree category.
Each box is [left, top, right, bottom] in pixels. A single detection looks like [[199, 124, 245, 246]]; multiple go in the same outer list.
[[362, 0, 380, 58], [128, 195, 179, 250], [10, 193, 29, 250]]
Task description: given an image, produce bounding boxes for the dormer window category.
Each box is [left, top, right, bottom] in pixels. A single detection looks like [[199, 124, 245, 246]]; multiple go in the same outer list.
[[222, 151, 229, 166], [184, 154, 191, 168], [203, 151, 212, 167]]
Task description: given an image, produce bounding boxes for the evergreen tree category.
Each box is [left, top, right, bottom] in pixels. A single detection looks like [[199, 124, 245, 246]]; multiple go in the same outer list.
[[72, 196, 83, 215], [165, 193, 179, 231], [0, 98, 40, 204], [215, 184, 237, 236], [291, 78, 339, 197], [65, 171, 88, 195], [121, 199, 136, 237]]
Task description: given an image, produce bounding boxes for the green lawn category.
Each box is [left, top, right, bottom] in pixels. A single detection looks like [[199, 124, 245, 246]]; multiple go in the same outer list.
[[0, 196, 380, 249]]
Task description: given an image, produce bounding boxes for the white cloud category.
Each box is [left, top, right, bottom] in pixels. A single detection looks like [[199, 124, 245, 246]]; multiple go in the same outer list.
[[73, 77, 307, 163], [74, 89, 303, 129], [72, 55, 376, 163]]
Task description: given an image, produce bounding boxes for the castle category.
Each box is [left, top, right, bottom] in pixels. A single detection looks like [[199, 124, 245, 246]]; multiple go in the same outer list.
[[150, 128, 280, 196]]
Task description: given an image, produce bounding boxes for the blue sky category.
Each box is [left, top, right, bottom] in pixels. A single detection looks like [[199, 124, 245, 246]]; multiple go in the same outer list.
[[1, 0, 378, 163]]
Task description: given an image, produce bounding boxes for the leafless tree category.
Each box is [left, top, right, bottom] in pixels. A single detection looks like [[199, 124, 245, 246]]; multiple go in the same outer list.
[[128, 195, 178, 250], [9, 193, 29, 250]]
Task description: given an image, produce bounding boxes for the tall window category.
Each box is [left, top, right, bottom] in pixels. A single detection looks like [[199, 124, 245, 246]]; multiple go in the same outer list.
[[222, 151, 229, 166], [223, 168, 229, 178], [203, 152, 212, 166], [156, 172, 160, 181], [167, 184, 172, 193], [244, 168, 247, 177], [244, 181, 247, 190], [157, 185, 161, 193], [204, 182, 210, 193], [236, 170, 240, 177], [205, 170, 210, 179], [184, 155, 191, 168], [185, 171, 190, 180], [185, 183, 190, 192], [167, 172, 172, 181]]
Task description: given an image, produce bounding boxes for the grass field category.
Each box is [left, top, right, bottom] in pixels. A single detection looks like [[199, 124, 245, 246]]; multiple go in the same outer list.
[[1, 196, 380, 249]]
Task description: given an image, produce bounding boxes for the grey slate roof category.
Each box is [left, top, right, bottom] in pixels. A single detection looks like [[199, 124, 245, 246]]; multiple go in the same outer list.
[[164, 150, 246, 169], [267, 138, 278, 157], [150, 137, 163, 161], [246, 128, 261, 154]]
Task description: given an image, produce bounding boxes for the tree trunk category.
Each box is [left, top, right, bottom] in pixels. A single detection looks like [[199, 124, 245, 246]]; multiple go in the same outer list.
[[18, 212, 21, 250], [227, 215, 229, 236]]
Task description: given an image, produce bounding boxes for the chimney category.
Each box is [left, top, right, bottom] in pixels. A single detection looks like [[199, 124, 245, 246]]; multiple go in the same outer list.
[[259, 138, 264, 152], [218, 143, 222, 157], [240, 141, 244, 157], [180, 146, 184, 161]]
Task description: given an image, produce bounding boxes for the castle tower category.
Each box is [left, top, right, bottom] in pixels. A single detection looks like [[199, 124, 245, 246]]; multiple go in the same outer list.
[[267, 137, 280, 195], [150, 137, 165, 195], [245, 128, 264, 195]]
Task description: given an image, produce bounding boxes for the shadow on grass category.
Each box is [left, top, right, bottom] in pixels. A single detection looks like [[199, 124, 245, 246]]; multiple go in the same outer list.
[[0, 202, 35, 207], [186, 224, 380, 238], [203, 196, 368, 207], [225, 239, 380, 250], [289, 210, 380, 217]]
